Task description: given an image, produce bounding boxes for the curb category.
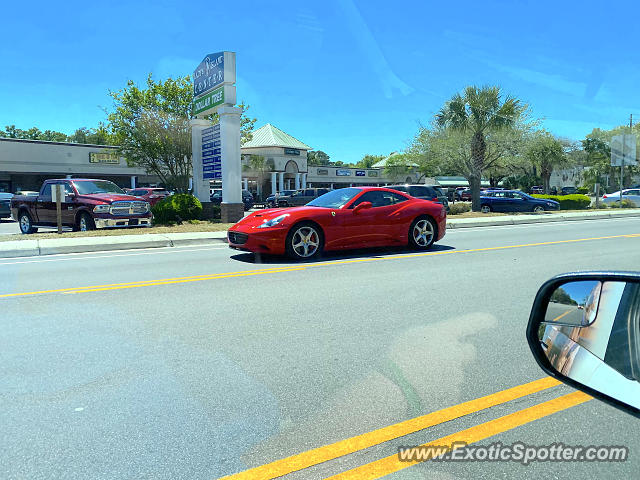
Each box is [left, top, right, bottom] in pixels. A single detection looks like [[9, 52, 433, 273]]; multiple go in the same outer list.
[[447, 210, 640, 229], [0, 233, 228, 259]]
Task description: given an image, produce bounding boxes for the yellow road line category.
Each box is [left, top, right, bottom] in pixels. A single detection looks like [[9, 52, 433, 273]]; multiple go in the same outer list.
[[2, 233, 639, 299], [551, 308, 574, 322], [326, 391, 591, 480], [0, 266, 305, 298], [219, 377, 560, 480]]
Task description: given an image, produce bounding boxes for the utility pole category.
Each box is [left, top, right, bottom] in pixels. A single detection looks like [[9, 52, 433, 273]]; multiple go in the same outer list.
[[621, 114, 633, 193]]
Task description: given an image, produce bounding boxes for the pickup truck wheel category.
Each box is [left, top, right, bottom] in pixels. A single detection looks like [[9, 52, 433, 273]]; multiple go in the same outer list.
[[19, 212, 37, 234], [78, 212, 96, 231]]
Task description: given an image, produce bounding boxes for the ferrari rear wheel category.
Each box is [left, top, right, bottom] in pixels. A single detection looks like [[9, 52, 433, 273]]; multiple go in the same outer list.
[[409, 216, 436, 250], [285, 222, 323, 260]]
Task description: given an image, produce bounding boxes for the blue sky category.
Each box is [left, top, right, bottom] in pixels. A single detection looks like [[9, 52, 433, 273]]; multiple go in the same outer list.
[[1, 0, 639, 163]]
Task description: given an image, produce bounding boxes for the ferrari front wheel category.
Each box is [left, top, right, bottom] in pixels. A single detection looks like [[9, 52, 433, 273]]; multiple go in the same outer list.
[[285, 222, 323, 260], [409, 216, 436, 250]]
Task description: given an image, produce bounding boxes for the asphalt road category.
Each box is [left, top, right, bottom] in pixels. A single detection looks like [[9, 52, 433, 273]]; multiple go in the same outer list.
[[2, 217, 640, 479]]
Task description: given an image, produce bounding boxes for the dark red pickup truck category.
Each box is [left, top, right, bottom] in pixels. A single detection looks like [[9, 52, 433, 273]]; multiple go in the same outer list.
[[10, 179, 153, 234]]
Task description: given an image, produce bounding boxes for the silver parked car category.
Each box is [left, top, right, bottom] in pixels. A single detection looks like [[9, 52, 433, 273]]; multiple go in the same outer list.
[[602, 189, 640, 206]]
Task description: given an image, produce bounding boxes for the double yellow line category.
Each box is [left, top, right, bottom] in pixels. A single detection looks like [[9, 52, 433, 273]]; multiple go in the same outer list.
[[0, 266, 304, 298], [2, 233, 639, 299], [220, 377, 590, 479]]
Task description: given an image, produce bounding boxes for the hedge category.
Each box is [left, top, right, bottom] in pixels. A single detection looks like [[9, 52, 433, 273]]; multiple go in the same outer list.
[[531, 194, 591, 210], [151, 194, 203, 224], [449, 202, 471, 215]]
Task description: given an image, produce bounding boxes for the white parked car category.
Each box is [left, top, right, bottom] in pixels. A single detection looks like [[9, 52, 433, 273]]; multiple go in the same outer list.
[[602, 189, 640, 206]]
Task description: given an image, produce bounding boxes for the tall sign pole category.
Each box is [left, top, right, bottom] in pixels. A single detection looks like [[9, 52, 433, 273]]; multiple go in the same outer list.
[[191, 51, 244, 222]]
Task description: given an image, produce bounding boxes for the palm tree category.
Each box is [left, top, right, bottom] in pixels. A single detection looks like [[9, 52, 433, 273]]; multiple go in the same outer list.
[[242, 154, 274, 200], [436, 86, 524, 211]]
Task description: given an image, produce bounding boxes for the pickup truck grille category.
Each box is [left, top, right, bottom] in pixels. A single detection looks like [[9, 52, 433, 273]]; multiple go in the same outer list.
[[110, 201, 148, 216], [228, 231, 248, 245]]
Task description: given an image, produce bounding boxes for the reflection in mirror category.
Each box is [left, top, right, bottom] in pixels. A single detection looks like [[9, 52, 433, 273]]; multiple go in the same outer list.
[[539, 280, 640, 410], [545, 281, 602, 326]]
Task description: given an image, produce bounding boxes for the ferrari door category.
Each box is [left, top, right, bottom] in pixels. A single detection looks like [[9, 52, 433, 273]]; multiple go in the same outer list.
[[343, 191, 405, 247]]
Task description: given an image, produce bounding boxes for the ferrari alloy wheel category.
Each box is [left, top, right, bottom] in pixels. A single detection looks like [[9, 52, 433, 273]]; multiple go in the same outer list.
[[286, 222, 323, 260], [533, 205, 545, 213], [409, 217, 436, 250]]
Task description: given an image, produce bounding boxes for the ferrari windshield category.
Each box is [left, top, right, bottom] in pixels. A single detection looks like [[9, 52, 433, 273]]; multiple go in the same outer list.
[[306, 188, 360, 208]]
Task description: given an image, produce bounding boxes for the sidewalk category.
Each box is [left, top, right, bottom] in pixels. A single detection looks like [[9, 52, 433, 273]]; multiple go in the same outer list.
[[0, 231, 228, 259], [0, 209, 638, 259], [446, 208, 640, 229]]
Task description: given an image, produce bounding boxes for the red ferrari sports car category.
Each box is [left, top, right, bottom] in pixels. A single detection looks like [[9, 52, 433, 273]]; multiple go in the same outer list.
[[227, 187, 446, 259]]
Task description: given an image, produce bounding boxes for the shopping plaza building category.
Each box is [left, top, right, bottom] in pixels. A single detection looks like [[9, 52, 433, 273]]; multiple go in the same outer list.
[[0, 123, 443, 198]]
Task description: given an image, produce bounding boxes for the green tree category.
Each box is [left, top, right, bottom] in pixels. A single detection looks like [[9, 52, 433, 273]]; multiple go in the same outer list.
[[307, 150, 330, 166], [356, 154, 385, 168], [436, 85, 526, 210], [107, 74, 257, 192], [2, 125, 68, 142], [242, 154, 274, 199], [525, 131, 568, 194]]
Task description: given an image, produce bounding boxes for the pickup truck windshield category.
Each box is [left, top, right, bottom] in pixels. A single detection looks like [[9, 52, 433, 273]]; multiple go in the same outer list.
[[73, 181, 125, 195]]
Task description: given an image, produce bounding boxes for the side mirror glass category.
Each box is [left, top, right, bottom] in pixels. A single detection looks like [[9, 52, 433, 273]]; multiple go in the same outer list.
[[353, 201, 373, 213], [528, 273, 640, 417]]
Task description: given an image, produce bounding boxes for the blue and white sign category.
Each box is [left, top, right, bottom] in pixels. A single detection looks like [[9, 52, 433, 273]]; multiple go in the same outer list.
[[193, 52, 236, 98], [202, 124, 222, 179], [355, 170, 366, 176]]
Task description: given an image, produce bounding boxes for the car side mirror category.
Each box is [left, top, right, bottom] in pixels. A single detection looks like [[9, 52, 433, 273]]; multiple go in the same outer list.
[[353, 201, 373, 213], [527, 272, 640, 418]]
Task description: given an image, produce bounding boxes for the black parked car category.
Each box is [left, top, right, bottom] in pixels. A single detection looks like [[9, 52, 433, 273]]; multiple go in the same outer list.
[[0, 192, 13, 219], [386, 184, 449, 211], [265, 190, 296, 208], [210, 189, 254, 211], [276, 188, 330, 207], [561, 186, 577, 195], [480, 190, 559, 213]]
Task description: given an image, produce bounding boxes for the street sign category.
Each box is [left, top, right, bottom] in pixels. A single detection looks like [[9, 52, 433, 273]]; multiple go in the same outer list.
[[192, 84, 237, 117], [611, 134, 637, 166], [202, 124, 222, 179], [194, 86, 224, 115], [193, 51, 236, 98]]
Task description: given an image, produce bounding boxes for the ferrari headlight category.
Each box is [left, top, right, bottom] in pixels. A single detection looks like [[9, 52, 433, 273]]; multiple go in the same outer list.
[[93, 204, 110, 213], [258, 214, 289, 228]]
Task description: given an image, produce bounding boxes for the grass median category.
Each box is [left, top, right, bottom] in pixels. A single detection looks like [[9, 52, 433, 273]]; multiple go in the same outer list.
[[0, 220, 234, 242]]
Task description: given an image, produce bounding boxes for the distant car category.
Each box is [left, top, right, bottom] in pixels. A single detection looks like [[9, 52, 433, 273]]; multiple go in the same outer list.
[[276, 188, 331, 207], [210, 189, 254, 211], [265, 190, 296, 208], [454, 187, 468, 201], [0, 192, 13, 219], [457, 189, 472, 201], [125, 187, 170, 206], [561, 186, 577, 195], [386, 184, 449, 212], [480, 189, 560, 213], [602, 189, 640, 206], [531, 186, 544, 194]]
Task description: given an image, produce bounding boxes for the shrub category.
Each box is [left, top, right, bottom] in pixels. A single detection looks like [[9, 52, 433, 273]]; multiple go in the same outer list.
[[449, 202, 471, 215], [592, 203, 608, 209], [576, 187, 589, 194], [151, 194, 202, 224], [621, 199, 638, 208], [531, 194, 591, 210]]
